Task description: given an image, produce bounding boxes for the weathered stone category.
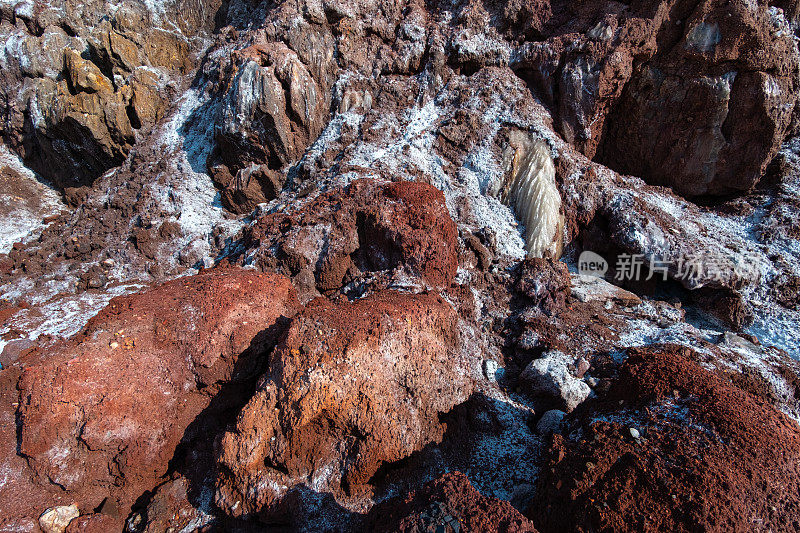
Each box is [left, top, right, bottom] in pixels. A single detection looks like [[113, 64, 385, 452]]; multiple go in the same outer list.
[[64, 48, 114, 94], [570, 274, 642, 306], [367, 472, 538, 532], [598, 1, 798, 196], [127, 66, 168, 127], [520, 351, 591, 412], [17, 269, 299, 515], [529, 346, 800, 532], [536, 409, 566, 435], [215, 291, 476, 519], [210, 162, 286, 214], [210, 42, 330, 196], [39, 505, 80, 533], [241, 179, 459, 294]]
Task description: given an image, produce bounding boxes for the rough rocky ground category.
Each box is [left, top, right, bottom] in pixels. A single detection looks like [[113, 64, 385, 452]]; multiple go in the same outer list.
[[1, 0, 800, 531]]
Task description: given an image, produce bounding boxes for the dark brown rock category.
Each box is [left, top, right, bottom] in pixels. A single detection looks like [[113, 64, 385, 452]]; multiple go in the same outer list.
[[514, 259, 571, 315], [208, 40, 332, 211], [130, 476, 211, 533], [209, 162, 286, 215], [64, 513, 119, 533], [598, 0, 798, 196], [692, 287, 754, 331]]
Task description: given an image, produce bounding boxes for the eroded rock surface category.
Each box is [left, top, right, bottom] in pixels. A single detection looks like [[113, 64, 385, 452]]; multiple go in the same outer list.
[[1, 0, 212, 190], [597, 1, 798, 196], [14, 268, 298, 526], [215, 290, 478, 519], [367, 471, 538, 533], [237, 179, 459, 299], [1, 0, 800, 531]]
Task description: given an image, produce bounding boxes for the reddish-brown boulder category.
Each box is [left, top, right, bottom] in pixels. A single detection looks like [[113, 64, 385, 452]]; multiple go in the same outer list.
[[529, 345, 800, 532], [243, 179, 459, 296], [215, 291, 477, 520], [598, 0, 798, 196], [15, 268, 299, 523], [367, 471, 538, 532], [511, 0, 798, 197]]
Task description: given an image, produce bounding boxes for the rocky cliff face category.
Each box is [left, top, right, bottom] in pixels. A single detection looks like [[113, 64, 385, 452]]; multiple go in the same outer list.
[[2, 0, 800, 531], [0, 0, 217, 192]]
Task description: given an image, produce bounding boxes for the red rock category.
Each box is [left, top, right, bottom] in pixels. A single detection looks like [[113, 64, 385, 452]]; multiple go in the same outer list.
[[528, 345, 800, 532], [0, 366, 68, 533], [64, 513, 119, 533], [243, 179, 458, 295], [0, 299, 20, 325], [215, 290, 477, 520], [15, 268, 299, 520], [368, 471, 538, 532]]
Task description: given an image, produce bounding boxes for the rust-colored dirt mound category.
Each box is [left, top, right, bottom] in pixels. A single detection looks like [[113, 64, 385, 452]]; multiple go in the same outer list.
[[13, 268, 299, 527], [529, 345, 800, 532], [368, 471, 538, 533]]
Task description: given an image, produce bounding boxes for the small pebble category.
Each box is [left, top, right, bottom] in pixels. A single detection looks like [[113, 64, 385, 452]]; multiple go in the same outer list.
[[39, 505, 79, 533], [482, 359, 498, 381], [575, 357, 590, 377]]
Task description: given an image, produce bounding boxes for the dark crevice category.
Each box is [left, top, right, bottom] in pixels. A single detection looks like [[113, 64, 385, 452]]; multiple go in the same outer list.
[[45, 476, 68, 492], [86, 43, 117, 89], [263, 456, 291, 477], [59, 21, 78, 37], [126, 318, 293, 529], [126, 100, 142, 130]]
